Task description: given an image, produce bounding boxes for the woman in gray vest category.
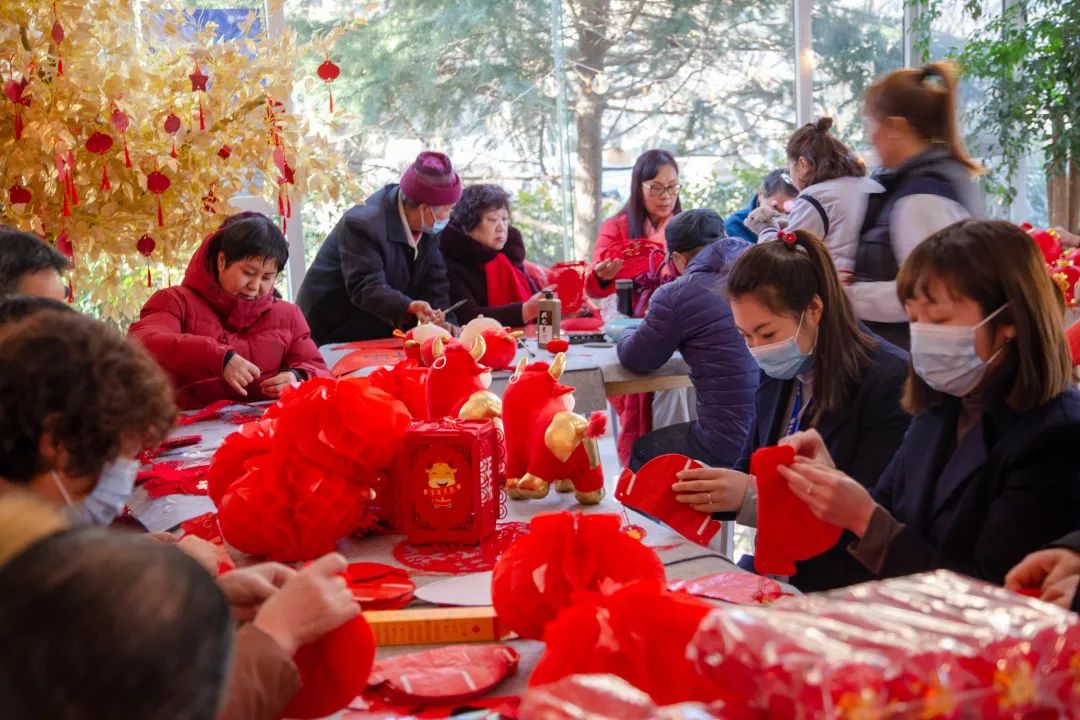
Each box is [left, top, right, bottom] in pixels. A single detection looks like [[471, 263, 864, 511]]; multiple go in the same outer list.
[[848, 62, 984, 348]]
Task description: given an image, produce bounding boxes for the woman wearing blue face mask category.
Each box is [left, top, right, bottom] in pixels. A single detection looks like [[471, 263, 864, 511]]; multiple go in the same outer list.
[[671, 229, 911, 589], [780, 219, 1080, 590]]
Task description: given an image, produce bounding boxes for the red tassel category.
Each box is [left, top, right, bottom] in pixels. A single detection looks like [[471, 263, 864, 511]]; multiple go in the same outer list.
[[100, 164, 110, 192], [329, 88, 334, 114], [157, 198, 164, 226], [146, 265, 152, 288], [171, 139, 177, 159], [199, 99, 205, 130], [14, 113, 22, 141], [123, 138, 131, 168], [68, 177, 79, 206], [277, 191, 285, 216], [58, 56, 63, 76], [286, 192, 292, 218], [62, 192, 70, 217], [67, 275, 74, 303]]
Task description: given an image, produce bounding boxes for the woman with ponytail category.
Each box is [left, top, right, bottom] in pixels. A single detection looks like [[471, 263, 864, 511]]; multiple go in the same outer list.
[[671, 230, 910, 590], [849, 62, 984, 348]]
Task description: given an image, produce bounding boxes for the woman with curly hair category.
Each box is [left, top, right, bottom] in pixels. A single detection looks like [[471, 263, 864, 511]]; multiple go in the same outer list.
[[129, 212, 328, 410], [440, 184, 544, 326], [0, 310, 175, 511]]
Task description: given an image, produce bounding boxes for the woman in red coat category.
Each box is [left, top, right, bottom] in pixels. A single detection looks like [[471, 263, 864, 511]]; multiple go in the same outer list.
[[587, 149, 683, 465], [129, 212, 328, 409]]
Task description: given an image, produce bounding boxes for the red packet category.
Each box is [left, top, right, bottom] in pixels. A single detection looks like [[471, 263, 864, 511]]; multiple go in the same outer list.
[[366, 644, 519, 706], [752, 445, 841, 576], [615, 454, 723, 546], [401, 419, 500, 545], [669, 572, 791, 605]]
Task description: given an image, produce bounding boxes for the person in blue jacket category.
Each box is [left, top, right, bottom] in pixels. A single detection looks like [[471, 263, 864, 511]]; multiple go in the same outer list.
[[780, 220, 1080, 590], [670, 228, 911, 588], [615, 209, 758, 470], [724, 170, 798, 244]]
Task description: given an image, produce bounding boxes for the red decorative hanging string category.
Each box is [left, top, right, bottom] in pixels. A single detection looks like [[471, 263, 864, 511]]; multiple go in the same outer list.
[[146, 165, 171, 227], [189, 62, 209, 130], [111, 105, 132, 168], [66, 150, 79, 207], [51, 3, 65, 76], [4, 77, 31, 141], [137, 234, 156, 288], [273, 145, 296, 233], [163, 112, 181, 158], [317, 57, 340, 113], [85, 132, 114, 192], [56, 229, 74, 302]]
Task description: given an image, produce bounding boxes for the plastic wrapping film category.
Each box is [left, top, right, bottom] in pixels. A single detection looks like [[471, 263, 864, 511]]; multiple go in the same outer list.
[[519, 674, 732, 720], [688, 570, 1080, 719]]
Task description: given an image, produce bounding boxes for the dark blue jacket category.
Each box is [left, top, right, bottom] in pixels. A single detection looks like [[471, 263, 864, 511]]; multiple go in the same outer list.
[[296, 185, 454, 345], [616, 238, 758, 467], [724, 193, 759, 244]]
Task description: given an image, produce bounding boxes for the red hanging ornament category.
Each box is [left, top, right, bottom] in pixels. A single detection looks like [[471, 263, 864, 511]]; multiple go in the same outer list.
[[146, 169, 171, 227], [65, 150, 79, 207], [4, 77, 31, 141], [163, 112, 181, 158], [137, 234, 156, 288], [111, 107, 132, 168], [8, 185, 31, 206], [217, 145, 231, 159], [189, 63, 209, 130], [56, 230, 73, 258], [85, 132, 114, 192], [317, 58, 341, 113], [273, 145, 296, 232], [51, 3, 65, 77]]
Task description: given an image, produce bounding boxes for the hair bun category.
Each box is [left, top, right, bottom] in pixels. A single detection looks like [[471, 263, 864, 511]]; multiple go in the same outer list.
[[814, 117, 834, 133]]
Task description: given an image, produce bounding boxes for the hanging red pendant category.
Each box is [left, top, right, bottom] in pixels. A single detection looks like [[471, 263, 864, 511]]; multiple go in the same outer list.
[[156, 198, 164, 225], [100, 165, 111, 191], [138, 234, 156, 288], [52, 3, 65, 76], [111, 107, 133, 168], [123, 140, 132, 167], [317, 58, 341, 114], [147, 170, 171, 227], [66, 151, 79, 206], [85, 132, 113, 193], [198, 99, 205, 130], [14, 112, 23, 141]]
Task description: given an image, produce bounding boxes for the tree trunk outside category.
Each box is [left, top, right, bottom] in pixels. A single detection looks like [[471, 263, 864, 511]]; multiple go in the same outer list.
[[573, 91, 605, 260]]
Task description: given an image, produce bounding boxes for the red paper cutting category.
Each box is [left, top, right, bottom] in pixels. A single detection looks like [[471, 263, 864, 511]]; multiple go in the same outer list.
[[752, 444, 842, 576], [140, 462, 210, 498], [490, 512, 665, 640], [392, 521, 528, 574], [530, 580, 726, 706], [345, 562, 415, 610], [367, 645, 519, 706], [615, 454, 723, 546], [282, 614, 376, 719], [669, 572, 791, 605]]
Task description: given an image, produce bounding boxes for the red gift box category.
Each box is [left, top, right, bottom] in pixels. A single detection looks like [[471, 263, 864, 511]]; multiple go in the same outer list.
[[402, 419, 500, 545]]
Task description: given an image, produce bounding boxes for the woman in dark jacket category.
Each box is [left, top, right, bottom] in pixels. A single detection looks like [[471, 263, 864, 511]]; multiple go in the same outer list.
[[782, 220, 1080, 591], [670, 229, 911, 589], [440, 184, 542, 327]]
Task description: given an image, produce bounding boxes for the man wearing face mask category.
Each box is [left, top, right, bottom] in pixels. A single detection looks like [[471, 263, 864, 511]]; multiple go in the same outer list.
[[297, 151, 462, 345], [611, 209, 758, 470]]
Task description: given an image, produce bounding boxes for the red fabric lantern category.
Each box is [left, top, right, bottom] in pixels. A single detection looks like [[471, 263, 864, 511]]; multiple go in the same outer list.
[[281, 614, 376, 719], [146, 170, 170, 227], [491, 512, 666, 640], [189, 63, 209, 130], [163, 112, 181, 158], [110, 107, 132, 168], [5, 77, 31, 141], [7, 185, 31, 205], [530, 580, 723, 706], [317, 58, 341, 113], [136, 234, 156, 288], [753, 445, 842, 576], [85, 132, 114, 192]]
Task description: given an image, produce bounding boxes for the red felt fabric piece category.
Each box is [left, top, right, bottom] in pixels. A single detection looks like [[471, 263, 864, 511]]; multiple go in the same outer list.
[[669, 572, 791, 605], [615, 454, 723, 547], [345, 563, 415, 610], [484, 252, 533, 307], [490, 512, 665, 641], [281, 614, 376, 719], [367, 645, 519, 706], [175, 399, 231, 426], [141, 463, 210, 498], [530, 580, 724, 706], [752, 445, 842, 576]]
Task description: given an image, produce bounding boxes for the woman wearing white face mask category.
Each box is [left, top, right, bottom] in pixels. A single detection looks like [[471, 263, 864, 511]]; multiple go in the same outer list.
[[780, 220, 1080, 590], [671, 230, 911, 589]]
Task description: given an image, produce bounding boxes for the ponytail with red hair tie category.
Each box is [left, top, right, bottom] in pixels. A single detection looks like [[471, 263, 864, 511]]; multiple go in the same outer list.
[[778, 230, 797, 246]]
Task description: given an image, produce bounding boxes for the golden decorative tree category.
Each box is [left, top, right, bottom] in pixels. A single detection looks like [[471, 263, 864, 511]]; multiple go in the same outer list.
[[0, 1, 353, 320]]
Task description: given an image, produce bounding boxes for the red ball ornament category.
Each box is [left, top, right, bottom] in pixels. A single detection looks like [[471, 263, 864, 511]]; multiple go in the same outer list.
[[317, 58, 341, 113], [491, 512, 666, 640], [137, 234, 156, 288], [546, 338, 569, 354], [281, 614, 376, 719], [146, 170, 171, 227], [85, 132, 114, 192], [7, 185, 31, 205], [217, 145, 231, 159], [163, 112, 181, 157]]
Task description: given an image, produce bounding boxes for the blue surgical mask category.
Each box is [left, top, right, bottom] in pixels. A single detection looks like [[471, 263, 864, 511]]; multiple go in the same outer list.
[[748, 312, 815, 380], [910, 304, 1009, 397], [422, 206, 450, 234], [58, 458, 140, 527]]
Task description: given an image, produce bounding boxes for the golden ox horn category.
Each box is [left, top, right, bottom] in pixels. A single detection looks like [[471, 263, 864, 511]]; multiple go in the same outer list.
[[513, 356, 528, 378], [549, 352, 566, 380], [470, 335, 487, 361], [431, 335, 446, 358]]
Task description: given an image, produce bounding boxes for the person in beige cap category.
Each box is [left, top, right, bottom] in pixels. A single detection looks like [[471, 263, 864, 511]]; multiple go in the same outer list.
[[297, 151, 463, 344]]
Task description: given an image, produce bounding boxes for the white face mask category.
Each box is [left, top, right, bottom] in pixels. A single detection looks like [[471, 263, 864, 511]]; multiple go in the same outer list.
[[58, 458, 140, 527], [910, 304, 1009, 397]]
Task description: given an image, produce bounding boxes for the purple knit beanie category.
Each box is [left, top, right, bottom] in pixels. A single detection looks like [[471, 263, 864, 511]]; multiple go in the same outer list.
[[399, 151, 462, 207]]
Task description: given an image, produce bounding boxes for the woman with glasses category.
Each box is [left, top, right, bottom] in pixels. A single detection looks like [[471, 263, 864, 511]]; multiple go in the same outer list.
[[586, 149, 684, 466]]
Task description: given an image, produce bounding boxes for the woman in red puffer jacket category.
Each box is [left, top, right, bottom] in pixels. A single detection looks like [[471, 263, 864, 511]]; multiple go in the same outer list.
[[129, 212, 328, 409]]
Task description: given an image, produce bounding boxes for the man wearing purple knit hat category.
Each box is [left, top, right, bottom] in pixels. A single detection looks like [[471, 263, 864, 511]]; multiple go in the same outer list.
[[297, 151, 462, 344]]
